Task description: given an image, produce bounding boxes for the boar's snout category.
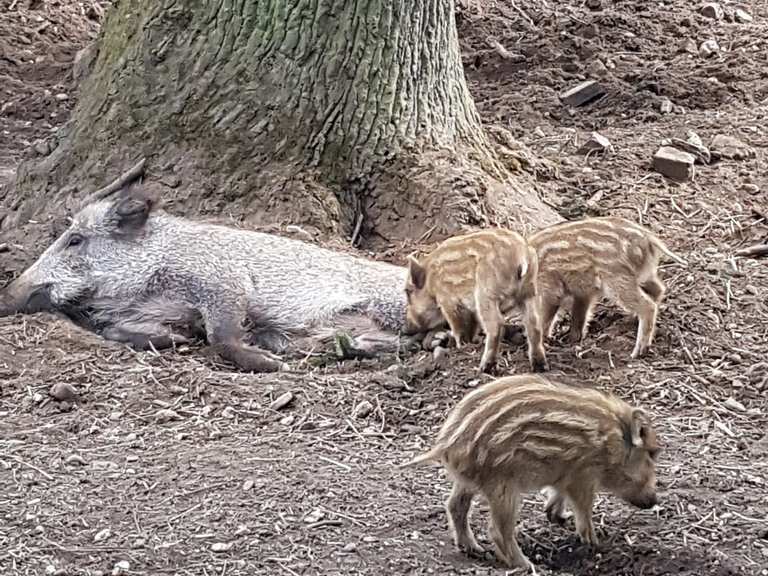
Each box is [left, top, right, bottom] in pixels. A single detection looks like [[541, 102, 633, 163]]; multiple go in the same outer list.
[[0, 281, 53, 316]]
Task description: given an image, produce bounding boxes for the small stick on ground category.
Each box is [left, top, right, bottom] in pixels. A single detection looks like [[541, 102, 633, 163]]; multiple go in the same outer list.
[[0, 452, 54, 480], [735, 244, 768, 259], [78, 157, 147, 209]]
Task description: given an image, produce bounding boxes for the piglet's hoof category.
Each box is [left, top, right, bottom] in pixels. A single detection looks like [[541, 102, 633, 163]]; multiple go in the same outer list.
[[531, 357, 549, 373]]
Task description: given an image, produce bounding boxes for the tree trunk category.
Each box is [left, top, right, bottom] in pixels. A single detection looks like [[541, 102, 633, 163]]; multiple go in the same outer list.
[[5, 0, 558, 247]]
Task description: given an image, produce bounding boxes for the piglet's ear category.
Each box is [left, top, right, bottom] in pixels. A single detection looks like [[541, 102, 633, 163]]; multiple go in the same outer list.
[[407, 254, 427, 290], [629, 408, 648, 447]]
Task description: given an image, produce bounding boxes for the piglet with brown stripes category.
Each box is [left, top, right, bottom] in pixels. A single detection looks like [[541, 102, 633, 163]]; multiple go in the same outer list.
[[529, 216, 686, 359], [401, 374, 660, 570], [403, 228, 547, 373]]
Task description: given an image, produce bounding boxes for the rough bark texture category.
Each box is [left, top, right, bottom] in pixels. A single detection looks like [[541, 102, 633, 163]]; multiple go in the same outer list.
[[3, 0, 558, 247]]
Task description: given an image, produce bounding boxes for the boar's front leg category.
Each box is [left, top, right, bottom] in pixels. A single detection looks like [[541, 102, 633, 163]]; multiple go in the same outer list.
[[203, 302, 287, 373], [102, 324, 192, 351]]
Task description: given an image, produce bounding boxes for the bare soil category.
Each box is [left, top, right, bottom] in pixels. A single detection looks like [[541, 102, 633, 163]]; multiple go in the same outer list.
[[1, 1, 767, 575]]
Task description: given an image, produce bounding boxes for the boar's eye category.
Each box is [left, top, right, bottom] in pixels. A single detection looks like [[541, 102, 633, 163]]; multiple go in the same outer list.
[[66, 234, 85, 248], [648, 447, 660, 461]]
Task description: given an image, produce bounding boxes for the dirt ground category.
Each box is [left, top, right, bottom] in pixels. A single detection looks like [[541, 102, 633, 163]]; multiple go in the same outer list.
[[1, 1, 768, 575]]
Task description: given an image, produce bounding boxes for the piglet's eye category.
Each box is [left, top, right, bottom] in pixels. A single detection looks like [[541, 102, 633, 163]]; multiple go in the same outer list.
[[67, 234, 84, 248]]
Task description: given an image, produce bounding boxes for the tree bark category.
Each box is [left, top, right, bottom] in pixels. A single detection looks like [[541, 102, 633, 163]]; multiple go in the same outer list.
[[5, 0, 558, 247]]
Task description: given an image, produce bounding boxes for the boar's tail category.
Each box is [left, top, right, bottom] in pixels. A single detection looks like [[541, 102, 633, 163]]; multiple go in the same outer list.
[[648, 235, 688, 266], [398, 447, 444, 468]]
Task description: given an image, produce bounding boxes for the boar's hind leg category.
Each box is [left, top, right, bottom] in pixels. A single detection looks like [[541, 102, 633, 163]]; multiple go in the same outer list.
[[206, 311, 286, 373], [102, 325, 191, 351], [484, 484, 532, 569], [446, 482, 483, 556]]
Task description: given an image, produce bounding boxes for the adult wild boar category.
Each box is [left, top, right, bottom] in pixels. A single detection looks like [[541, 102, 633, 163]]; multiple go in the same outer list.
[[0, 185, 409, 372]]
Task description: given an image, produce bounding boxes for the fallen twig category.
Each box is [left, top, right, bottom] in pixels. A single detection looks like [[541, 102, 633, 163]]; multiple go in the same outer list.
[[78, 157, 147, 209], [0, 452, 54, 480], [734, 244, 768, 259]]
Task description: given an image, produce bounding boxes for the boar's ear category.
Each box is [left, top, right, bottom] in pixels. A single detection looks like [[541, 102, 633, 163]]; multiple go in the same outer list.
[[407, 255, 427, 290], [110, 190, 156, 233]]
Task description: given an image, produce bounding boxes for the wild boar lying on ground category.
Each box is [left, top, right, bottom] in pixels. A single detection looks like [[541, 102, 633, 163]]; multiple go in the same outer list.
[[0, 185, 410, 372], [403, 229, 547, 373], [402, 374, 660, 570], [529, 216, 686, 359]]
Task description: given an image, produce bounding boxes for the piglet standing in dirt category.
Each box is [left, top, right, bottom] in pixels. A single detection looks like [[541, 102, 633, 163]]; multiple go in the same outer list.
[[529, 216, 686, 359], [403, 229, 547, 373], [402, 374, 660, 570], [0, 182, 410, 372]]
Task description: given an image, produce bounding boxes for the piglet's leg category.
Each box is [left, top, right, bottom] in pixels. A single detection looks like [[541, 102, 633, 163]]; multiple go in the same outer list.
[[446, 482, 483, 555], [485, 484, 532, 570], [475, 297, 504, 374], [543, 487, 567, 525], [522, 297, 548, 372], [564, 482, 598, 547], [203, 300, 287, 373]]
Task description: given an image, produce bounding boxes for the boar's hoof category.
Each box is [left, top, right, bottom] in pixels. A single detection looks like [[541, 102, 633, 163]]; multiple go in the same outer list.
[[218, 344, 285, 373]]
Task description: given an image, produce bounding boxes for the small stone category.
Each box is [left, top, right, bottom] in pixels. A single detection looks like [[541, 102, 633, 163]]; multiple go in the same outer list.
[[559, 80, 606, 107], [724, 397, 746, 413], [742, 183, 760, 194], [94, 528, 111, 542], [352, 400, 374, 419], [699, 40, 720, 58], [710, 134, 755, 160], [652, 146, 696, 181], [679, 38, 698, 54], [659, 98, 673, 114], [211, 542, 233, 552], [54, 93, 69, 101], [304, 508, 325, 523], [65, 454, 87, 466], [362, 535, 377, 543], [342, 542, 358, 553], [701, 3, 724, 19], [578, 131, 613, 155], [242, 479, 254, 491], [586, 59, 608, 78], [49, 383, 76, 402], [154, 408, 181, 423], [33, 392, 45, 404], [112, 560, 130, 576], [33, 140, 50, 156], [269, 391, 294, 411], [221, 406, 237, 419], [464, 379, 481, 388], [734, 8, 753, 23], [432, 345, 449, 367], [279, 414, 295, 426]]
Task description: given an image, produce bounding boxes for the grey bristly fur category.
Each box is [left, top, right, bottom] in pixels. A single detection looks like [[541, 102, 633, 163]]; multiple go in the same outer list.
[[0, 186, 410, 372]]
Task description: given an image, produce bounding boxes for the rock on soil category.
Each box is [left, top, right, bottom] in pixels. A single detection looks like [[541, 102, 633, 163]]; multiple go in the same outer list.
[[652, 146, 696, 181]]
